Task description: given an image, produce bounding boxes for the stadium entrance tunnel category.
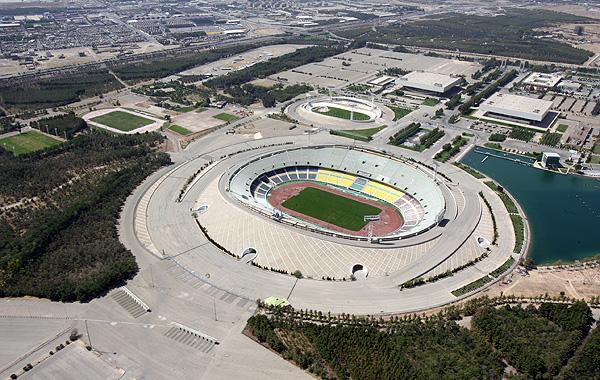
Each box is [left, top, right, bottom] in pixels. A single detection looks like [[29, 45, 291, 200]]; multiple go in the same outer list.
[[240, 247, 257, 264], [352, 264, 369, 281], [477, 236, 491, 248]]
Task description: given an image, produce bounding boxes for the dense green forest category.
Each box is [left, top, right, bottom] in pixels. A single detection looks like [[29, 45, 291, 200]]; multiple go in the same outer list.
[[30, 113, 87, 139], [0, 70, 123, 110], [340, 9, 593, 64], [246, 299, 600, 379], [0, 131, 170, 301]]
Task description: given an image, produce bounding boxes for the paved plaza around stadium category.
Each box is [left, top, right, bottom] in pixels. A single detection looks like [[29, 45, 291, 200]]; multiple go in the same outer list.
[[0, 124, 523, 380], [132, 131, 518, 313]]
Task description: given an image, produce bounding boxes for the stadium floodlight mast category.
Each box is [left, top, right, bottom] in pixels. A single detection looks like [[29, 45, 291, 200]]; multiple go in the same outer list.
[[364, 215, 380, 242]]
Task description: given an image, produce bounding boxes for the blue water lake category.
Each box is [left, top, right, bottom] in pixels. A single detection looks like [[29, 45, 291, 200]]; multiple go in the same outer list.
[[460, 147, 600, 264]]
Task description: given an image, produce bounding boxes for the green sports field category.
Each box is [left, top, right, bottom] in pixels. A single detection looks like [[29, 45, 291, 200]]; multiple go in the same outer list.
[[213, 112, 239, 122], [0, 131, 61, 155], [167, 124, 192, 136], [312, 106, 370, 121], [91, 111, 154, 132], [281, 187, 381, 231]]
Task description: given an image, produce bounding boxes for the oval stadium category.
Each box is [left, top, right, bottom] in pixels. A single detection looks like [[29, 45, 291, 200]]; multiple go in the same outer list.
[[126, 133, 520, 316], [228, 146, 445, 240]]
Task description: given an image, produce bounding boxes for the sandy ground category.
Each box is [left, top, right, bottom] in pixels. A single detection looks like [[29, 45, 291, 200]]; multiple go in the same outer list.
[[0, 42, 174, 77], [481, 265, 600, 301], [268, 182, 403, 237], [542, 5, 600, 20]]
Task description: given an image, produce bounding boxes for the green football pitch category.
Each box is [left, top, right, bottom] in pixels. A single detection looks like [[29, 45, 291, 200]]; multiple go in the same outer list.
[[281, 187, 381, 231], [91, 111, 154, 132], [0, 131, 61, 155], [312, 106, 370, 121]]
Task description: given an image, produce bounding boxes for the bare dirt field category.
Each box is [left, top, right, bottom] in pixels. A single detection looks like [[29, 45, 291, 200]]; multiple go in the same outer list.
[[482, 265, 600, 300], [268, 182, 403, 237]]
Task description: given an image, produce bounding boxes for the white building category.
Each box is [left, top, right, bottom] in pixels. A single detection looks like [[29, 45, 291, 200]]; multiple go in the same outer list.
[[542, 152, 561, 168], [367, 75, 395, 88], [398, 71, 463, 94], [479, 93, 553, 123], [522, 72, 562, 90]]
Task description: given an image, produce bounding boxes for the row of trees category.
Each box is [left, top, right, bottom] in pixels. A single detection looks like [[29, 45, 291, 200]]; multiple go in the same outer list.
[[205, 46, 345, 90], [221, 83, 312, 107], [246, 300, 599, 380], [458, 70, 517, 114], [109, 43, 263, 82]]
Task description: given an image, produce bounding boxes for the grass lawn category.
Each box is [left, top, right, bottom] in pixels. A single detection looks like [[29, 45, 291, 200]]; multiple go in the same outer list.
[[174, 105, 197, 113], [312, 106, 370, 121], [388, 105, 412, 121], [281, 187, 381, 231], [490, 257, 515, 278], [422, 98, 440, 106], [0, 131, 61, 155], [213, 112, 239, 122], [168, 124, 192, 136], [590, 155, 600, 164], [539, 132, 562, 147], [556, 124, 569, 133], [593, 142, 600, 155], [511, 214, 524, 253], [331, 126, 386, 141], [451, 275, 492, 297], [91, 111, 154, 132], [484, 142, 502, 150], [453, 162, 485, 179]]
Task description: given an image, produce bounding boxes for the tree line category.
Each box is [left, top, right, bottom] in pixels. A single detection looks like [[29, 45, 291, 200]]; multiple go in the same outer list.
[[0, 131, 170, 301], [246, 300, 599, 380]]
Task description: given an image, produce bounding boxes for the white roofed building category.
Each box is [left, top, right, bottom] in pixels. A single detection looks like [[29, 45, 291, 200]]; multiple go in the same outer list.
[[398, 71, 463, 95], [522, 72, 562, 90], [478, 93, 558, 130]]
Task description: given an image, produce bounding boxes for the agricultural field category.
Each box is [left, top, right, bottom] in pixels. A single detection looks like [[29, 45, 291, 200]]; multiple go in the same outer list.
[[281, 187, 381, 231], [213, 113, 240, 122], [312, 106, 370, 121], [91, 111, 154, 132], [0, 131, 61, 155]]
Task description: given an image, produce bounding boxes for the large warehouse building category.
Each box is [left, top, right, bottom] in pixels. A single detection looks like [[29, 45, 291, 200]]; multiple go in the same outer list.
[[398, 71, 463, 95], [478, 93, 558, 130]]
